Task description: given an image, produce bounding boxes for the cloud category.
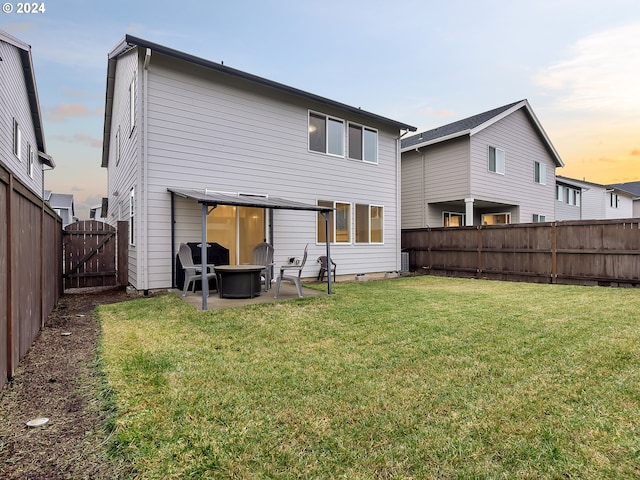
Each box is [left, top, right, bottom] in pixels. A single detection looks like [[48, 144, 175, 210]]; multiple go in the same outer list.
[[53, 133, 102, 149], [420, 107, 455, 118], [534, 23, 640, 113], [46, 103, 102, 122], [631, 150, 640, 156]]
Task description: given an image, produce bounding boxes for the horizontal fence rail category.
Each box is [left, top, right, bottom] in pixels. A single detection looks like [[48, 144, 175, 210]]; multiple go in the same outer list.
[[402, 219, 640, 287]]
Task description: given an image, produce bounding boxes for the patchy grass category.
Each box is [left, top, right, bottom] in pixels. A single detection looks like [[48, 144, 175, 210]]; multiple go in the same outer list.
[[97, 276, 640, 479]]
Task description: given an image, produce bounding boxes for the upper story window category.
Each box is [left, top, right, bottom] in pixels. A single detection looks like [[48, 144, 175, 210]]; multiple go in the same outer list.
[[309, 112, 344, 156], [534, 161, 546, 185], [13, 119, 22, 160], [610, 192, 620, 208], [27, 144, 34, 177], [348, 123, 378, 164], [115, 126, 121, 166], [129, 76, 136, 134], [488, 146, 505, 174], [556, 184, 563, 201], [572, 189, 581, 206]]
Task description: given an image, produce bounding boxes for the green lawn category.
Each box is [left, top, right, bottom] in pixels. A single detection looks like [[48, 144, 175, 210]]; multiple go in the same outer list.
[[97, 276, 640, 479]]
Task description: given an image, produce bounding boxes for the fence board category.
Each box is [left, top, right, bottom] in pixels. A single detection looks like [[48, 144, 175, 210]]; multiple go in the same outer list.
[[1, 160, 62, 390], [402, 219, 640, 287]]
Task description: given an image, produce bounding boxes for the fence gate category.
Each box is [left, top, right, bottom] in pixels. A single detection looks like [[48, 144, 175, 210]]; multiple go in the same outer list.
[[63, 220, 126, 289]]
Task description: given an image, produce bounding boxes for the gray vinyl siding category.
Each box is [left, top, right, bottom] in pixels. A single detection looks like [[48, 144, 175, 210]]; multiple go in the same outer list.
[[0, 39, 44, 197], [401, 150, 425, 228], [555, 199, 581, 221], [400, 137, 469, 228], [111, 50, 402, 290], [470, 109, 556, 222], [104, 49, 139, 287]]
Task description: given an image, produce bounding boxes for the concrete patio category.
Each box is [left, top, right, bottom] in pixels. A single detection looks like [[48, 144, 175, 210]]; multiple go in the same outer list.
[[173, 281, 327, 310]]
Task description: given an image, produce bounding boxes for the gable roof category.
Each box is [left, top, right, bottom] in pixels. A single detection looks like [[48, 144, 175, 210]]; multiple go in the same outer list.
[[44, 191, 75, 214], [401, 99, 564, 167], [612, 181, 640, 197], [0, 30, 54, 168], [101, 34, 416, 168]]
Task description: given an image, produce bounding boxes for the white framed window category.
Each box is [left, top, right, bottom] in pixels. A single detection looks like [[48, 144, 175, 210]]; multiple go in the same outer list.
[[574, 190, 581, 207], [610, 192, 620, 208], [27, 144, 34, 177], [355, 204, 384, 243], [115, 126, 121, 166], [482, 213, 511, 225], [488, 146, 505, 174], [443, 212, 465, 227], [556, 184, 563, 201], [534, 161, 546, 185], [348, 123, 378, 164], [13, 119, 22, 160], [129, 187, 135, 245], [317, 200, 351, 243], [309, 112, 344, 156], [533, 214, 546, 223], [129, 76, 136, 134]]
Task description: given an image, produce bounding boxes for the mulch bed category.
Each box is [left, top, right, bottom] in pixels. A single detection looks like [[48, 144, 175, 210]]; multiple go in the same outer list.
[[0, 287, 136, 479]]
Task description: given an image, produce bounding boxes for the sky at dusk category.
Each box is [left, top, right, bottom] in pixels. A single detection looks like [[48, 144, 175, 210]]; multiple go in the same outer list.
[[2, 0, 639, 218]]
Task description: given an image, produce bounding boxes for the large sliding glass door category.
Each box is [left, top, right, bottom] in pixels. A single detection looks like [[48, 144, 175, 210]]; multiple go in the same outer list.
[[207, 206, 266, 265]]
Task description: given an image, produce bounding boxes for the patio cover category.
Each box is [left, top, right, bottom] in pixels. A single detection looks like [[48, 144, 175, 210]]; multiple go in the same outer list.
[[168, 188, 334, 310]]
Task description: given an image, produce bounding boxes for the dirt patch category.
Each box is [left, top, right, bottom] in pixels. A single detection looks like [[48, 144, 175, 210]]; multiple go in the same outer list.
[[0, 287, 138, 479]]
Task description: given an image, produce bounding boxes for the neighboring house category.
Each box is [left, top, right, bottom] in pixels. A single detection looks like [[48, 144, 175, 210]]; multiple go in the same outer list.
[[101, 35, 415, 292], [89, 204, 105, 220], [611, 181, 640, 218], [401, 100, 564, 227], [556, 176, 635, 220], [44, 191, 76, 226], [0, 30, 54, 197], [555, 176, 584, 221]]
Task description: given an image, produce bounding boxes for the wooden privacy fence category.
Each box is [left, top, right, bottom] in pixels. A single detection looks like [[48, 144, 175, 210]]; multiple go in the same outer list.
[[63, 220, 128, 289], [402, 219, 640, 286], [1, 162, 62, 391]]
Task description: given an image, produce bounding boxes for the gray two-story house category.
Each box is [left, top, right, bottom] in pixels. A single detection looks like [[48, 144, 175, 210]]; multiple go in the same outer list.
[[401, 100, 563, 227], [1, 30, 54, 196], [101, 35, 415, 292]]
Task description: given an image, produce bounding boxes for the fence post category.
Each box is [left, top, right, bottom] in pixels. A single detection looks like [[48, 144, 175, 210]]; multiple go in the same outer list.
[[477, 226, 483, 276], [551, 222, 557, 284], [117, 221, 129, 287]]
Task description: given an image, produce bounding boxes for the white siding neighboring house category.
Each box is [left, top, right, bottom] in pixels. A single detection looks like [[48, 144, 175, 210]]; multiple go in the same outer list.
[[101, 35, 415, 292], [0, 30, 54, 197], [44, 191, 76, 227], [612, 181, 640, 218], [401, 100, 564, 227], [556, 176, 635, 220]]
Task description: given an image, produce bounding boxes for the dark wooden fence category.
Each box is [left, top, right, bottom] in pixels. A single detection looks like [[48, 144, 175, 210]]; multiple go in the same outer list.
[[402, 219, 640, 286], [1, 162, 63, 391], [63, 220, 128, 289]]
